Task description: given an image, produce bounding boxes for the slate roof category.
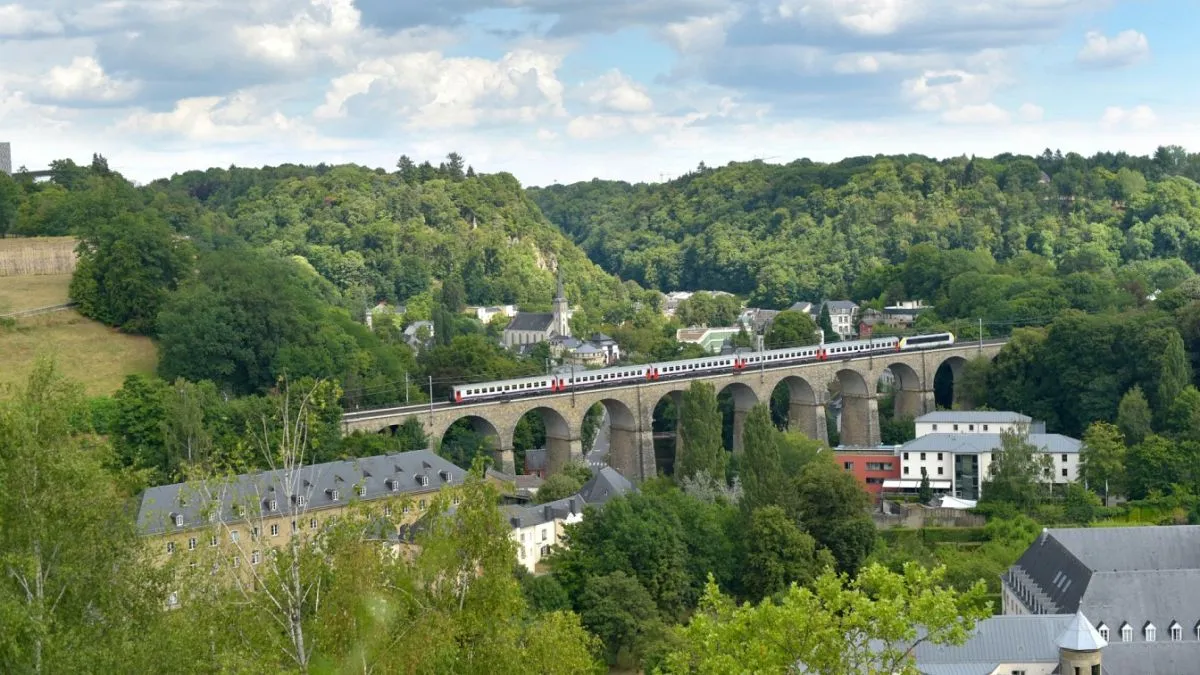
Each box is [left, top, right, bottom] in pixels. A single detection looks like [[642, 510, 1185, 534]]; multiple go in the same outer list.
[[1004, 525, 1200, 668], [822, 300, 859, 313], [505, 312, 554, 332], [578, 467, 633, 506], [1057, 610, 1108, 650], [136, 450, 466, 535], [901, 433, 1081, 455], [574, 343, 601, 354], [502, 496, 583, 529], [917, 411, 1033, 424], [912, 614, 1074, 669]]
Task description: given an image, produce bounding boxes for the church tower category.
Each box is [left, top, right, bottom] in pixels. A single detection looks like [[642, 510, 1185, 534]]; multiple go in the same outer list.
[[552, 266, 571, 338]]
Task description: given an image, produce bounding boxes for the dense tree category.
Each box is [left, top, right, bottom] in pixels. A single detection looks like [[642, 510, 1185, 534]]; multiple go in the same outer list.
[[739, 404, 785, 512], [577, 572, 664, 666], [818, 303, 838, 342], [1126, 434, 1184, 499], [981, 431, 1053, 510], [70, 211, 189, 334], [792, 458, 875, 574], [536, 473, 584, 503], [676, 381, 726, 482], [741, 506, 833, 601], [661, 564, 989, 674], [1117, 386, 1154, 445], [1080, 421, 1127, 500], [764, 310, 820, 348]]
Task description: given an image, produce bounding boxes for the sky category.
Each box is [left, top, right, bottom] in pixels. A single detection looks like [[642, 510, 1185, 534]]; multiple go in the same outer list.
[[1, 0, 1196, 186]]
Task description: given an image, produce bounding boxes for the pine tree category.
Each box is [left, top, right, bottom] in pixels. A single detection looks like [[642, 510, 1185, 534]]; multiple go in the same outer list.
[[740, 404, 783, 512], [918, 471, 933, 504], [676, 381, 725, 482], [1116, 386, 1152, 445], [818, 303, 838, 342]]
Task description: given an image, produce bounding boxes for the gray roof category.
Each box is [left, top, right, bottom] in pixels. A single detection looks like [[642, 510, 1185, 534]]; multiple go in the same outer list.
[[789, 301, 815, 313], [574, 343, 601, 354], [403, 320, 433, 336], [822, 300, 859, 312], [902, 433, 1081, 455], [590, 332, 615, 344], [1057, 610, 1108, 650], [136, 450, 466, 535], [502, 496, 583, 529], [578, 466, 633, 506], [505, 312, 554, 332], [1104, 642, 1200, 675], [916, 411, 1032, 424], [912, 614, 1073, 666], [1004, 526, 1200, 665], [550, 335, 583, 349]]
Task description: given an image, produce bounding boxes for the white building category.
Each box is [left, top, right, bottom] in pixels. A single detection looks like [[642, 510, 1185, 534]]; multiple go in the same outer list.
[[504, 497, 583, 573], [468, 305, 516, 324], [914, 410, 1033, 438], [893, 410, 1080, 500], [502, 270, 571, 348]]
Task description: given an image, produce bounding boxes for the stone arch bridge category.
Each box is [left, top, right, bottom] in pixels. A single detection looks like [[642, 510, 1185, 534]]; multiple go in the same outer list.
[[342, 341, 1005, 481]]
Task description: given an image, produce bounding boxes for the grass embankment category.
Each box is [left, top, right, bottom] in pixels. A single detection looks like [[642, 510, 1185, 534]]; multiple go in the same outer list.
[[1, 237, 157, 395]]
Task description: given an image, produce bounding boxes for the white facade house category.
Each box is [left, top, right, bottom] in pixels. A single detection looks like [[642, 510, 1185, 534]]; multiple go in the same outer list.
[[897, 433, 1080, 500], [469, 305, 516, 324], [504, 497, 583, 573], [815, 300, 859, 340], [914, 410, 1033, 438]]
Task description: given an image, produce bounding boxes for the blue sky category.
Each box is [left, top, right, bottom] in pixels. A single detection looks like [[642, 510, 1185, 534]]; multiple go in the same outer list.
[[0, 0, 1195, 185]]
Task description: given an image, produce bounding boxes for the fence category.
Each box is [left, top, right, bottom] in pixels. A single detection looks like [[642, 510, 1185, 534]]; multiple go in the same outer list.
[[0, 302, 76, 319]]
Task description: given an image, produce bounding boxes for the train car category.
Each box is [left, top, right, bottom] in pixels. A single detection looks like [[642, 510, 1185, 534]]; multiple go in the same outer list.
[[651, 353, 744, 380], [741, 343, 825, 369], [898, 332, 955, 350], [822, 336, 902, 360], [561, 364, 652, 390], [452, 374, 559, 404]]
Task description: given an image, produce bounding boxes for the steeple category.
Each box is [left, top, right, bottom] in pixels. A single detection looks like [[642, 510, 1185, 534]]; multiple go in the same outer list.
[[552, 265, 570, 338], [1057, 610, 1105, 675]]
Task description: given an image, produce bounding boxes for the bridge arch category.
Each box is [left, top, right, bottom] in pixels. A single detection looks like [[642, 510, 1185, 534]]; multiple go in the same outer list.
[[877, 362, 932, 420], [934, 355, 971, 409], [437, 414, 511, 472], [508, 406, 578, 477], [583, 398, 650, 480], [836, 368, 880, 447], [766, 374, 828, 442], [717, 381, 760, 453]]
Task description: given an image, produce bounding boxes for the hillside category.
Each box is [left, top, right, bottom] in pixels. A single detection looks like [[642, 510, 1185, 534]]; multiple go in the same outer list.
[[530, 149, 1200, 311]]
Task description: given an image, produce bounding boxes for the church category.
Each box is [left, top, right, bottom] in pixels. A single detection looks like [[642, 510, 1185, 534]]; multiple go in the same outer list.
[[502, 269, 571, 348]]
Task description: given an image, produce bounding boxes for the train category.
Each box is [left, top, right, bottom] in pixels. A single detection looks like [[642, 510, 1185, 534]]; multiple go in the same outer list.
[[450, 332, 956, 404]]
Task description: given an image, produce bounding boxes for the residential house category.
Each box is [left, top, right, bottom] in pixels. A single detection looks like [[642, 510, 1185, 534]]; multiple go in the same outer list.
[[502, 269, 572, 348], [663, 291, 693, 316], [1000, 525, 1200, 673], [882, 300, 932, 327], [505, 496, 584, 573], [403, 320, 434, 349], [737, 308, 780, 335], [894, 431, 1080, 500], [468, 305, 516, 324], [788, 301, 815, 315], [914, 410, 1036, 437], [556, 332, 621, 367], [819, 300, 860, 340]]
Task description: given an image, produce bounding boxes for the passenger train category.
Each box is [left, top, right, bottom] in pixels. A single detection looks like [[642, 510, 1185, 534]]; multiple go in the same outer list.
[[450, 332, 956, 404]]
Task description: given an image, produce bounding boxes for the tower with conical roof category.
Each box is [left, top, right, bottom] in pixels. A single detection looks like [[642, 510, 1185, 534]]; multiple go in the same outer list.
[[552, 265, 571, 338], [1057, 610, 1106, 675]]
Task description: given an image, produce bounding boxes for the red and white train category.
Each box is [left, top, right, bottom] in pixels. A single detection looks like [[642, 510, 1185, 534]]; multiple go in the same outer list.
[[450, 332, 956, 404]]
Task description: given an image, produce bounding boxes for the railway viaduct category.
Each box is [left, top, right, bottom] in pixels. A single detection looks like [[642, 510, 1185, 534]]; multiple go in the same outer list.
[[342, 341, 1005, 481]]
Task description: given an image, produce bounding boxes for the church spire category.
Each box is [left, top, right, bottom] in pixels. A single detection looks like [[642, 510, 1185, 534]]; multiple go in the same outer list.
[[552, 264, 570, 338], [555, 265, 565, 301]]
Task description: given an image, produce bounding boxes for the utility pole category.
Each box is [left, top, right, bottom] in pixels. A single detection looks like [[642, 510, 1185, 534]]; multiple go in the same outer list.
[[428, 376, 434, 419], [404, 372, 409, 405], [978, 318, 983, 350]]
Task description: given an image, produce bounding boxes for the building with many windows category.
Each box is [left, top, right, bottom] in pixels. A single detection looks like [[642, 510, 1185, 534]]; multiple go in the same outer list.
[[136, 450, 470, 570], [999, 525, 1200, 673], [833, 449, 902, 497]]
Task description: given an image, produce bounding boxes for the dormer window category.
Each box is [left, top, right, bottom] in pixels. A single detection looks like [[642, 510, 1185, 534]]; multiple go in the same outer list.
[[439, 470, 453, 482], [1145, 622, 1156, 642], [173, 513, 184, 527], [1097, 623, 1108, 641], [268, 499, 278, 512], [356, 485, 366, 497], [329, 489, 340, 502], [296, 495, 306, 507], [1121, 623, 1132, 642], [416, 474, 430, 487], [389, 479, 399, 492], [1170, 621, 1182, 641]]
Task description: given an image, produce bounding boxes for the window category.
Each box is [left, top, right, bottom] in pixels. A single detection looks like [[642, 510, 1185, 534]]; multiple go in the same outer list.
[[903, 452, 909, 460], [251, 527, 259, 540], [932, 424, 938, 431], [1062, 468, 1068, 477], [519, 532, 525, 543], [983, 424, 989, 431], [937, 467, 944, 476], [953, 424, 959, 431], [541, 528, 549, 542], [384, 505, 392, 516], [189, 561, 197, 571], [173, 513, 184, 527], [1121, 624, 1132, 642], [251, 551, 261, 565], [968, 424, 975, 431], [166, 541, 176, 554], [269, 499, 278, 512], [330, 489, 340, 502], [297, 495, 306, 507], [291, 520, 297, 533], [1097, 624, 1109, 641], [937, 453, 943, 461], [419, 499, 427, 510], [230, 530, 239, 543], [356, 485, 366, 497], [188, 537, 197, 551], [309, 518, 317, 529], [232, 556, 240, 568], [1061, 454, 1068, 462], [903, 466, 909, 475], [452, 496, 461, 506], [920, 452, 926, 460], [209, 535, 218, 547], [1145, 623, 1156, 642], [843, 461, 853, 470], [402, 505, 410, 515], [270, 524, 279, 537], [518, 547, 525, 559], [1170, 622, 1182, 641]]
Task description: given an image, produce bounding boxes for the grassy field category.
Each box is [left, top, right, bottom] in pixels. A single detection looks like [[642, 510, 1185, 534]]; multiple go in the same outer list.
[[0, 236, 78, 276], [0, 310, 158, 395], [0, 273, 72, 312]]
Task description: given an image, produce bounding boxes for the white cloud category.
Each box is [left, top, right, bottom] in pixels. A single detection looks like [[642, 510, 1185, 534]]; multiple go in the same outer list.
[[235, 0, 362, 66], [942, 103, 1010, 125], [832, 53, 881, 74], [661, 10, 737, 53], [1076, 30, 1150, 68], [1100, 105, 1157, 131], [119, 92, 311, 143], [583, 70, 653, 113], [45, 56, 139, 102], [315, 49, 567, 129], [1017, 103, 1044, 123], [774, 0, 909, 36], [0, 4, 63, 37]]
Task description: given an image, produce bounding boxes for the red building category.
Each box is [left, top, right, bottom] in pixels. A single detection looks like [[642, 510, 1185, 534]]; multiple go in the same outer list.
[[833, 449, 901, 498]]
